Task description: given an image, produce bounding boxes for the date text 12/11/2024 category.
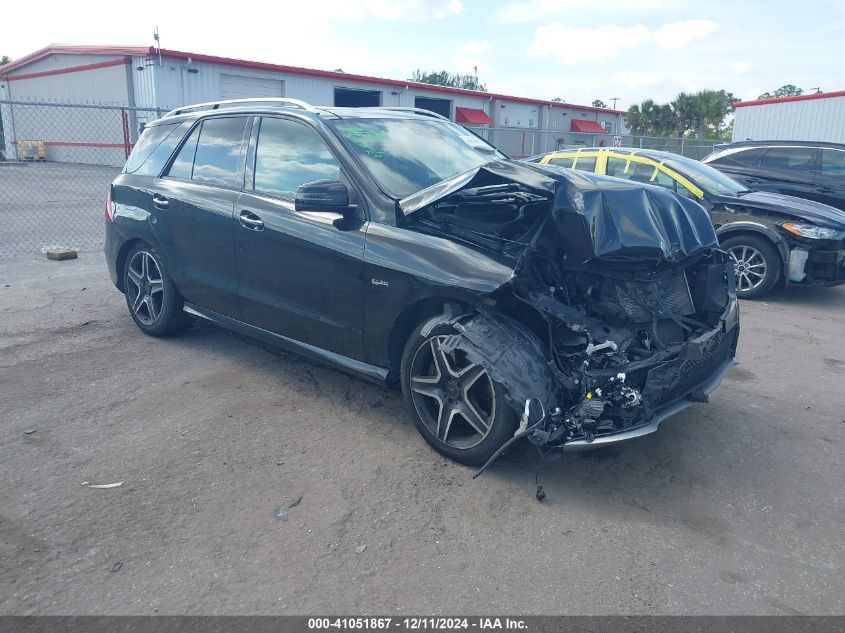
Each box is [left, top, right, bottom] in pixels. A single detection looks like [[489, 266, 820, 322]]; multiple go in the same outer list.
[[307, 618, 528, 630]]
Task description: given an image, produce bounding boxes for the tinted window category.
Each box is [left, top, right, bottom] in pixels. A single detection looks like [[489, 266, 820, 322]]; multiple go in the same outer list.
[[166, 125, 200, 180], [125, 122, 193, 176], [253, 118, 341, 198], [191, 117, 248, 187], [547, 157, 574, 167], [711, 147, 767, 167], [761, 147, 815, 172], [820, 149, 845, 176], [572, 155, 597, 172]]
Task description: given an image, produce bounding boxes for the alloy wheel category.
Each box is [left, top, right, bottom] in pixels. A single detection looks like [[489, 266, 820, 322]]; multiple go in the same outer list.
[[127, 250, 164, 325], [409, 335, 497, 450], [727, 244, 767, 293]]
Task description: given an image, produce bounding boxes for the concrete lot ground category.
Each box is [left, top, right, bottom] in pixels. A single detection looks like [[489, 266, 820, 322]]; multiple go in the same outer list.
[[1, 254, 843, 615], [0, 163, 117, 255]]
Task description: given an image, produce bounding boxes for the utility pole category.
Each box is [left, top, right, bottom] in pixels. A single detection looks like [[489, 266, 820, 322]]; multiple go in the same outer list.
[[610, 97, 620, 109]]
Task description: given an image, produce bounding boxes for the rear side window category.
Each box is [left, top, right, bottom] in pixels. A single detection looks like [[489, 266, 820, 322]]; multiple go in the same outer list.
[[760, 147, 815, 172], [124, 122, 190, 175], [253, 117, 340, 198], [166, 125, 200, 180], [191, 117, 249, 188], [820, 149, 845, 176], [547, 157, 574, 168]]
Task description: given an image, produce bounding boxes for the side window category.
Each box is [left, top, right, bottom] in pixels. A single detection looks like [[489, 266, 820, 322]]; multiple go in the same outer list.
[[607, 157, 654, 183], [675, 181, 698, 200], [572, 155, 597, 172], [652, 170, 675, 189], [606, 156, 629, 178], [253, 117, 340, 198], [760, 147, 815, 173], [820, 149, 845, 177], [713, 147, 767, 167], [191, 117, 248, 188], [547, 157, 574, 167], [125, 121, 193, 176], [166, 125, 200, 180]]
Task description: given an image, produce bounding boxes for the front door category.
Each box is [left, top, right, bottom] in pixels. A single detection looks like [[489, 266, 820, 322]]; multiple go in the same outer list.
[[234, 116, 366, 360]]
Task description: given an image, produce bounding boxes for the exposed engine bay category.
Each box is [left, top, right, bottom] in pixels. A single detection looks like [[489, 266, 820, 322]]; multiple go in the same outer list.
[[401, 161, 739, 453]]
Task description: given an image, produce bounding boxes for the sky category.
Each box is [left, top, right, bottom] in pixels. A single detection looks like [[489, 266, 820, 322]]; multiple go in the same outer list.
[[3, 0, 845, 110]]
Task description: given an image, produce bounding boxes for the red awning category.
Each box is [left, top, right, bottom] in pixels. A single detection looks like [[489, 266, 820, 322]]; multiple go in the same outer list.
[[570, 119, 607, 133], [455, 107, 493, 125]]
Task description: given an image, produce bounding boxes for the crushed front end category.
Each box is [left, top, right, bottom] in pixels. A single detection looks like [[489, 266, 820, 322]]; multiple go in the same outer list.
[[402, 160, 739, 452]]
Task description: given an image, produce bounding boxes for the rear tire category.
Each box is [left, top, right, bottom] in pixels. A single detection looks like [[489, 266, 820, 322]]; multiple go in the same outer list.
[[400, 319, 517, 466], [721, 234, 781, 299], [123, 243, 191, 337]]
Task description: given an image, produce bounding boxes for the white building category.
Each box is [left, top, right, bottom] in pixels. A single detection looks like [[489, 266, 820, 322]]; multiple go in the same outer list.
[[732, 90, 845, 143], [0, 45, 627, 164]]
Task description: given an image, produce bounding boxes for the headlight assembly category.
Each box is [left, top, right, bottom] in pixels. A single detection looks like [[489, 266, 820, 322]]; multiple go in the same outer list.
[[781, 222, 845, 240]]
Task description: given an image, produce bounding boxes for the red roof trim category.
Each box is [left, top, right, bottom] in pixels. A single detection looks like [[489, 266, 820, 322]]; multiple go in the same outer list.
[[455, 107, 493, 125], [3, 44, 625, 115], [733, 89, 845, 108], [570, 119, 607, 133], [0, 45, 149, 76], [4, 58, 126, 81], [157, 47, 625, 113]]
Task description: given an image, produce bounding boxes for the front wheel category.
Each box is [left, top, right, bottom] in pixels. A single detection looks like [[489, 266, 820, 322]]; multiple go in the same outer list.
[[400, 321, 517, 466], [721, 234, 782, 299]]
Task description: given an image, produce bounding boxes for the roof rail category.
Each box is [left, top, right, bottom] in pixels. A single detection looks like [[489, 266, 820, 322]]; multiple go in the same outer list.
[[163, 97, 319, 118], [377, 107, 450, 121]]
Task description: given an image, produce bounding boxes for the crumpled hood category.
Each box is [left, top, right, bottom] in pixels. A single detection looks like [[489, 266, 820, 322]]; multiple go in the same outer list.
[[722, 191, 845, 229], [400, 160, 718, 264]]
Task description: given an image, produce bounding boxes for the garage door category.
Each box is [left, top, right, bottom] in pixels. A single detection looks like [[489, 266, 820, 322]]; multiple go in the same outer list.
[[220, 74, 284, 99]]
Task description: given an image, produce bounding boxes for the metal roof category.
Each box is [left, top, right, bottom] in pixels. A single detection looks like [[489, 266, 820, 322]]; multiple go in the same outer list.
[[0, 45, 626, 115], [733, 90, 845, 108]]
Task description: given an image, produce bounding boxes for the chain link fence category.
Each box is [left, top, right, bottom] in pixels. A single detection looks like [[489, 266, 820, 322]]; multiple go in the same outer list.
[[0, 98, 719, 256], [465, 125, 718, 160], [0, 100, 165, 255]]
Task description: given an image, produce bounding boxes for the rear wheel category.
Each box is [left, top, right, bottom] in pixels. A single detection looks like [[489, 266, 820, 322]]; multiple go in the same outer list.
[[124, 244, 191, 336], [400, 321, 517, 466], [721, 234, 781, 299]]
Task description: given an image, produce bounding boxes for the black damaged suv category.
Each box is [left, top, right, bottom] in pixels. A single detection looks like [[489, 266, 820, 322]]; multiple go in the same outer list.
[[105, 99, 739, 468]]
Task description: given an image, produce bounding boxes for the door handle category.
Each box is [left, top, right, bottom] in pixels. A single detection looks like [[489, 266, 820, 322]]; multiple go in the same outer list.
[[239, 210, 264, 230], [817, 186, 834, 194], [152, 194, 169, 209]]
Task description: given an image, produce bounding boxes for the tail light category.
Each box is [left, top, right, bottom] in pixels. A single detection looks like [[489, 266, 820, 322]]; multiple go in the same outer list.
[[105, 190, 115, 221]]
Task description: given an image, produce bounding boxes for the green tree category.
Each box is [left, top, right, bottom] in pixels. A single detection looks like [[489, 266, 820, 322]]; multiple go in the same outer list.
[[757, 84, 803, 99], [410, 69, 487, 92], [591, 99, 608, 108]]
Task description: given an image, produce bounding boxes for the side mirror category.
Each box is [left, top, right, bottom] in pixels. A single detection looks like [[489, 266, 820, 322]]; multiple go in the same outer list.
[[295, 180, 351, 214]]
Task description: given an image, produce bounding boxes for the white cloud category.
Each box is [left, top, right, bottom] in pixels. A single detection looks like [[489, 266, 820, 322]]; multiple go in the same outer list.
[[495, 0, 667, 22], [362, 0, 463, 20], [654, 19, 718, 49], [612, 71, 664, 86], [496, 0, 586, 23], [460, 40, 492, 55], [529, 24, 650, 64], [731, 61, 750, 73]]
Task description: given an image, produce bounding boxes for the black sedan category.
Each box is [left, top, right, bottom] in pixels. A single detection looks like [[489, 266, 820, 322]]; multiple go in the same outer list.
[[531, 147, 845, 298]]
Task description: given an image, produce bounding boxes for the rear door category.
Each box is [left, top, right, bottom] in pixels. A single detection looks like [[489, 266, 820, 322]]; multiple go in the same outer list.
[[234, 116, 367, 360], [813, 148, 845, 211], [753, 146, 818, 200], [152, 115, 250, 317]]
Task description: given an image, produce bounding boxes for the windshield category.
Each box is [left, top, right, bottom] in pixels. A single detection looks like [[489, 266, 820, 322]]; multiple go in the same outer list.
[[329, 118, 505, 198], [662, 154, 749, 196]]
